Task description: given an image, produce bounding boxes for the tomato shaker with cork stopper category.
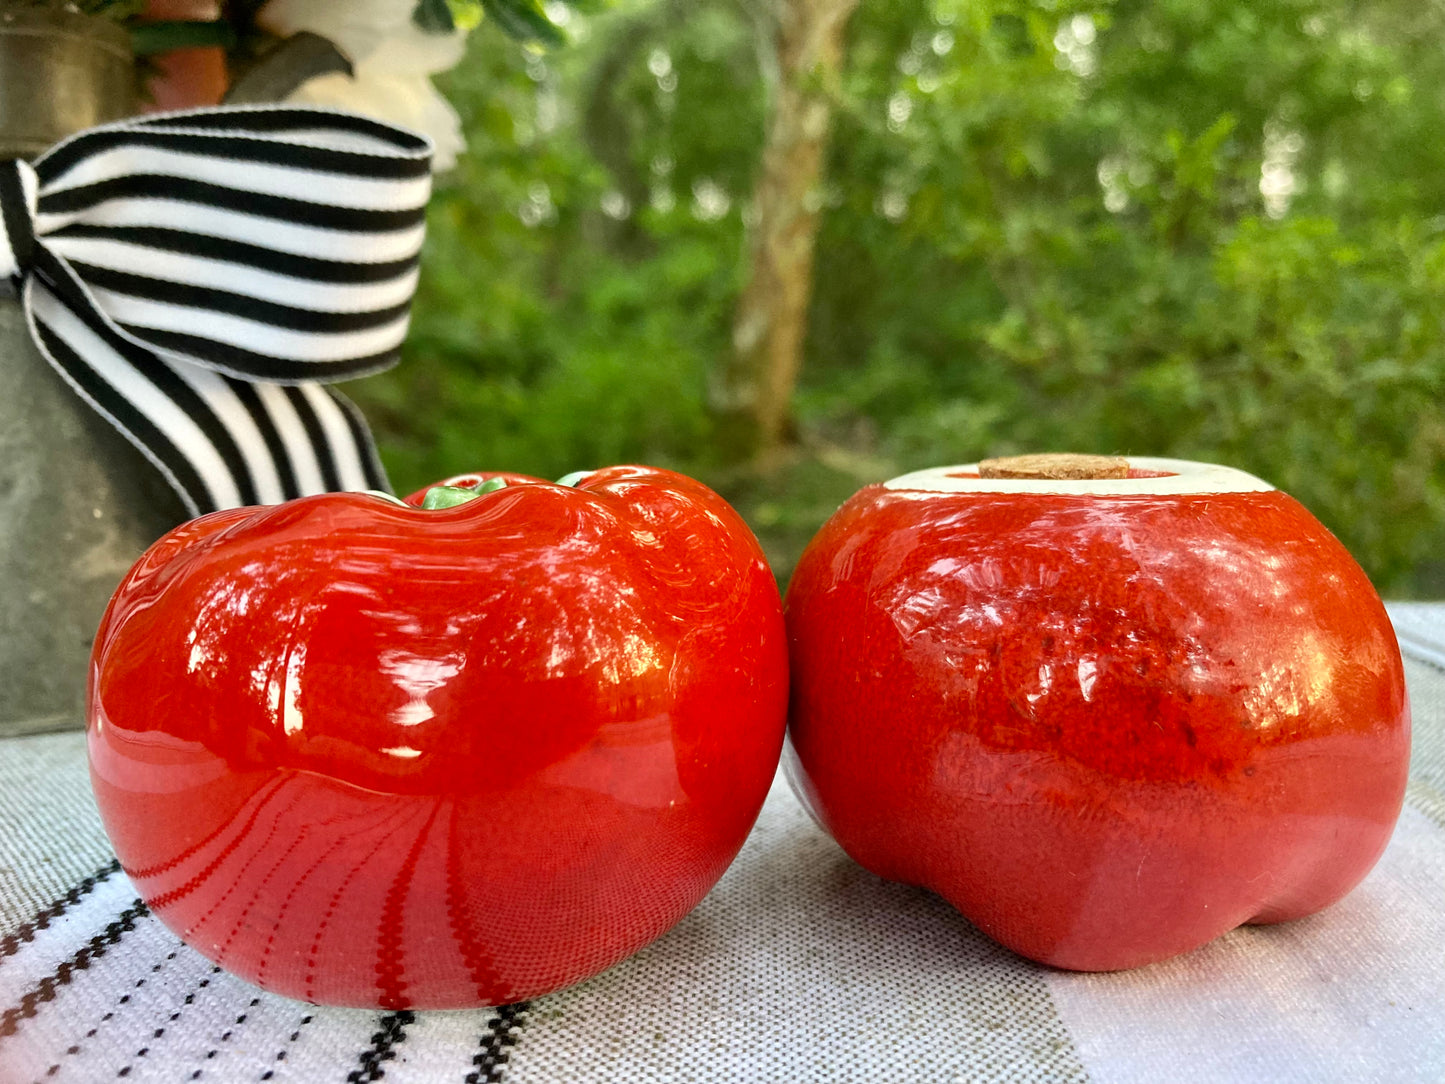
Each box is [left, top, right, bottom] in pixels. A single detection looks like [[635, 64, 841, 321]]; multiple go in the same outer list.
[[784, 454, 1410, 970]]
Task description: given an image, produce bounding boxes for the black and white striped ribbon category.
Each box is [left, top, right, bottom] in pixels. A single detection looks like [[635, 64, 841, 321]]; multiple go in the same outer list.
[[0, 106, 432, 517]]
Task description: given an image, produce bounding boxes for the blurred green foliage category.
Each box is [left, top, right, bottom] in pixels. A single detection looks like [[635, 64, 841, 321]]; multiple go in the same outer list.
[[349, 0, 1445, 595]]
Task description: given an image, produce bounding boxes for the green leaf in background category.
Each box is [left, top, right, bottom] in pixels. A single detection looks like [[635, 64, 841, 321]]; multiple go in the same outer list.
[[77, 0, 147, 20], [446, 1, 486, 31], [416, 0, 568, 44], [480, 0, 567, 46], [354, 0, 1445, 597], [222, 31, 352, 105], [130, 19, 236, 57], [413, 0, 457, 35]]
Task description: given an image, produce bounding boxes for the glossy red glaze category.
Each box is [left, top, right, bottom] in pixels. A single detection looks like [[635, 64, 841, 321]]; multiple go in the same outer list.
[[785, 483, 1410, 971], [88, 466, 788, 1007]]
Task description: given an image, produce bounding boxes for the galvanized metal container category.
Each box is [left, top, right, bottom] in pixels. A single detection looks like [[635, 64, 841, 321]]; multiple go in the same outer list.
[[0, 7, 188, 737]]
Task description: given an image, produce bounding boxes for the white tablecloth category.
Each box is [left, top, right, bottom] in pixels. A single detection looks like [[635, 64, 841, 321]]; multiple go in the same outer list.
[[2, 604, 1443, 1084]]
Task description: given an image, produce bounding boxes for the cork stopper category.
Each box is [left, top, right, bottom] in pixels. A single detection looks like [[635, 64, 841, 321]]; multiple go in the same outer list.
[[977, 453, 1131, 480]]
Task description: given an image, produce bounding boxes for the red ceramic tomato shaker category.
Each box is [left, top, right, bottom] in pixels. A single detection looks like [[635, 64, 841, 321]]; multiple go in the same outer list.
[[784, 454, 1410, 971], [88, 466, 788, 1007]]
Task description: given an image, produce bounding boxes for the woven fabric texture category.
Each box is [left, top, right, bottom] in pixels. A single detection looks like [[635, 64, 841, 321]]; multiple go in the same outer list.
[[0, 606, 1442, 1083], [0, 732, 114, 934]]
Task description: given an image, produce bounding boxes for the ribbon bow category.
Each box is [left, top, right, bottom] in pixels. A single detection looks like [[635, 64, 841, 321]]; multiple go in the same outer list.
[[0, 106, 432, 517]]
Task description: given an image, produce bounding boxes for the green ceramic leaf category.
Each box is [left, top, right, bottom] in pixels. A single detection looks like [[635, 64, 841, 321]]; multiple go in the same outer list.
[[412, 0, 456, 35], [129, 19, 236, 57], [481, 0, 565, 46]]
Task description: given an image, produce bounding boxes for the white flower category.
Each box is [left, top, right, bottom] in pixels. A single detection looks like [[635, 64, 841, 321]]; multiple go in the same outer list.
[[258, 0, 469, 170]]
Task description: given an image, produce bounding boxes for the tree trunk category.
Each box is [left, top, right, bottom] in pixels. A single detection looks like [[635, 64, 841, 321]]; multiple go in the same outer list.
[[716, 0, 858, 461]]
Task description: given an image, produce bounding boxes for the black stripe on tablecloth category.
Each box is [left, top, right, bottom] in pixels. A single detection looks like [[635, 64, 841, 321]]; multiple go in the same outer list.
[[259, 1011, 316, 1082], [123, 778, 289, 882], [48, 224, 420, 284], [0, 898, 150, 1041], [40, 175, 426, 233], [1399, 640, 1445, 675], [48, 947, 194, 1079], [141, 788, 313, 913], [467, 1003, 532, 1084], [445, 802, 505, 1004], [375, 806, 442, 1009], [346, 1010, 415, 1084], [0, 859, 123, 968]]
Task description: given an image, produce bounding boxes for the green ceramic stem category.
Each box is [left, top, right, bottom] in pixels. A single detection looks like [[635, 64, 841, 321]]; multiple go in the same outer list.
[[421, 478, 507, 509]]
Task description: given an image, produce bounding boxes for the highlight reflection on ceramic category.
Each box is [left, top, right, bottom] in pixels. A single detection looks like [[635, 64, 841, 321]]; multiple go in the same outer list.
[[88, 466, 788, 1007], [785, 459, 1411, 971]]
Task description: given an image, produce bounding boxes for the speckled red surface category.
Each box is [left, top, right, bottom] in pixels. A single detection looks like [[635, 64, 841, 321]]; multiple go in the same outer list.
[[785, 485, 1410, 970]]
